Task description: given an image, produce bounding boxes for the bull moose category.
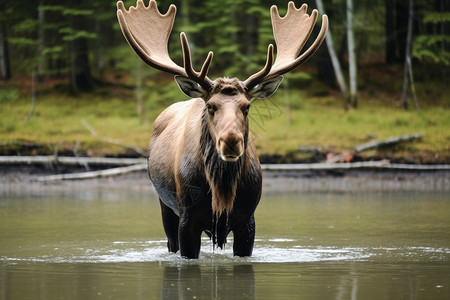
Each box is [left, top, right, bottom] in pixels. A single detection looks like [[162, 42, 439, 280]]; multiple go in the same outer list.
[[117, 0, 328, 258]]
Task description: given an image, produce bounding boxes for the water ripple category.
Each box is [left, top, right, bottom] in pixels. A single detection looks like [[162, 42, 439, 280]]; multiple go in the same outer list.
[[2, 238, 449, 265]]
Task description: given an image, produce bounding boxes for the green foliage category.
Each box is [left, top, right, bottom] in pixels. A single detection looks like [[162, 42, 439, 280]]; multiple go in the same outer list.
[[59, 28, 97, 41], [8, 37, 37, 47], [12, 19, 38, 32], [413, 35, 450, 66], [39, 5, 65, 12], [62, 9, 94, 16], [413, 10, 450, 66], [2, 0, 449, 97], [0, 89, 19, 103], [422, 12, 450, 24], [41, 46, 64, 57], [285, 72, 312, 81]]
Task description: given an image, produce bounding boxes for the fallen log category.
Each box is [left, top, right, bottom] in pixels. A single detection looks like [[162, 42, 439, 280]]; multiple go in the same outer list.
[[2, 155, 450, 182], [34, 161, 450, 182], [262, 161, 450, 171], [35, 163, 147, 181], [0, 156, 146, 166], [355, 133, 424, 153]]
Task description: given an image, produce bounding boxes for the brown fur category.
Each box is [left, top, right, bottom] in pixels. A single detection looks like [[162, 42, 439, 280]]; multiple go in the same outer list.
[[148, 79, 253, 217], [211, 78, 246, 96]]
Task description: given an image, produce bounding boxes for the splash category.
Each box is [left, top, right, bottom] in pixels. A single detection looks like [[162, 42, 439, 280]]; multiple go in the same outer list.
[[4, 237, 448, 265]]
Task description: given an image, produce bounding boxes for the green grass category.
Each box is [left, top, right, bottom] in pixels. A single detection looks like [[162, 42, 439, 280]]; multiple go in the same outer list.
[[0, 91, 152, 156], [250, 91, 450, 162], [1, 84, 449, 162]]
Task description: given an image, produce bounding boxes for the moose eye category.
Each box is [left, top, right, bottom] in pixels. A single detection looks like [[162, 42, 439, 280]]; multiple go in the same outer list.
[[206, 103, 215, 115], [243, 104, 251, 116]]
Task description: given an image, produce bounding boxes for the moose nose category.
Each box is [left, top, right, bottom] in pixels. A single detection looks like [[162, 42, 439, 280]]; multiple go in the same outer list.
[[218, 134, 244, 162]]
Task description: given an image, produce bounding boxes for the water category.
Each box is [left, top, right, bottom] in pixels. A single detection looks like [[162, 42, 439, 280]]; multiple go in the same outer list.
[[1, 187, 449, 299]]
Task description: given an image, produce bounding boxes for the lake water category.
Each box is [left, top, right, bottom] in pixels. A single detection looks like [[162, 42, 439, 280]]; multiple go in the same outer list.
[[1, 184, 449, 299]]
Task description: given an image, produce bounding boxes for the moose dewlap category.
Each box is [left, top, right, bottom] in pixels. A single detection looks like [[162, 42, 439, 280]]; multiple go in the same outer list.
[[117, 0, 328, 259]]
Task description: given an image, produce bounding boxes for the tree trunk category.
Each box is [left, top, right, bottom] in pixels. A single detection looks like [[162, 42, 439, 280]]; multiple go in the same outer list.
[[69, 38, 78, 94], [347, 0, 357, 108], [95, 8, 104, 81], [395, 0, 409, 64], [0, 17, 11, 81], [37, 0, 45, 82], [69, 0, 93, 94], [439, 0, 448, 92], [74, 37, 93, 90], [136, 59, 143, 122], [25, 70, 36, 124], [385, 0, 396, 64], [402, 0, 414, 110], [315, 0, 347, 99]]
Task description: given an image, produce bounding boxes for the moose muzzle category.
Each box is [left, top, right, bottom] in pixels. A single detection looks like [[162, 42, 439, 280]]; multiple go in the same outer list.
[[217, 132, 244, 162]]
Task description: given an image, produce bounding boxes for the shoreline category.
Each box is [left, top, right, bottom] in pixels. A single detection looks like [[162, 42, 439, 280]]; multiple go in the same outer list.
[[1, 164, 449, 197]]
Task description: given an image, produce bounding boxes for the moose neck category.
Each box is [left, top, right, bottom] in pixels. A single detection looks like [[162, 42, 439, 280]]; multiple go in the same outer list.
[[201, 108, 248, 217]]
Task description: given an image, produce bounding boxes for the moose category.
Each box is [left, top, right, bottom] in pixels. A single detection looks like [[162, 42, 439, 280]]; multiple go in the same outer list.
[[117, 0, 328, 258]]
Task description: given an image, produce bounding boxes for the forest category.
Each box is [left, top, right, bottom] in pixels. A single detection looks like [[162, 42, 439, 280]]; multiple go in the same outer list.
[[0, 0, 449, 163]]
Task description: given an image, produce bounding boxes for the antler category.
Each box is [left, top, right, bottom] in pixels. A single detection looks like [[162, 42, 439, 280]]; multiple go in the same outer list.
[[244, 2, 328, 90], [117, 0, 214, 91]]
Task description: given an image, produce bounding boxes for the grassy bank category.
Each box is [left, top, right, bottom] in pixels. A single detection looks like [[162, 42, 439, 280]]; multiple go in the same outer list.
[[250, 92, 449, 163], [1, 79, 449, 163]]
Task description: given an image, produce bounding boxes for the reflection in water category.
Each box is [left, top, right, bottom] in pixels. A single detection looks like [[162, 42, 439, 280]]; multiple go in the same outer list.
[[1, 260, 449, 299], [335, 268, 358, 300], [162, 264, 255, 300]]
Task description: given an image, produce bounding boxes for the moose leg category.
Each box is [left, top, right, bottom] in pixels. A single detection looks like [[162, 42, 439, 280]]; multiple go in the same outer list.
[[178, 212, 202, 259], [232, 214, 256, 257], [159, 198, 179, 253]]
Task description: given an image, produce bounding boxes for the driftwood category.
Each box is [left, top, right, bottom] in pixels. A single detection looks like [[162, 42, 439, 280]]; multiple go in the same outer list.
[[355, 133, 424, 153], [262, 161, 450, 171], [0, 155, 146, 166], [325, 133, 425, 163], [33, 161, 450, 182], [0, 155, 448, 172], [1, 154, 449, 182], [35, 163, 147, 182]]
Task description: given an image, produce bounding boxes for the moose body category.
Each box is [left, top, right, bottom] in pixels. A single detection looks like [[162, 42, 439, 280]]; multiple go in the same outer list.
[[149, 81, 263, 258], [117, 0, 328, 258]]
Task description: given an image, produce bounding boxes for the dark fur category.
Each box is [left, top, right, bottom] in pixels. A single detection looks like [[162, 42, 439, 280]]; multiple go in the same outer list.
[[150, 98, 262, 258], [201, 107, 248, 216]]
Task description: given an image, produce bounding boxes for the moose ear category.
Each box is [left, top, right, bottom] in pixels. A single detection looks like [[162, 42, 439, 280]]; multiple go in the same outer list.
[[174, 76, 207, 98], [248, 76, 283, 99]]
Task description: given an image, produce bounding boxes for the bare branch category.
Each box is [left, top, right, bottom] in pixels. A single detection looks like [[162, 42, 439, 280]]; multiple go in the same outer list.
[[35, 163, 147, 181], [81, 119, 147, 157]]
